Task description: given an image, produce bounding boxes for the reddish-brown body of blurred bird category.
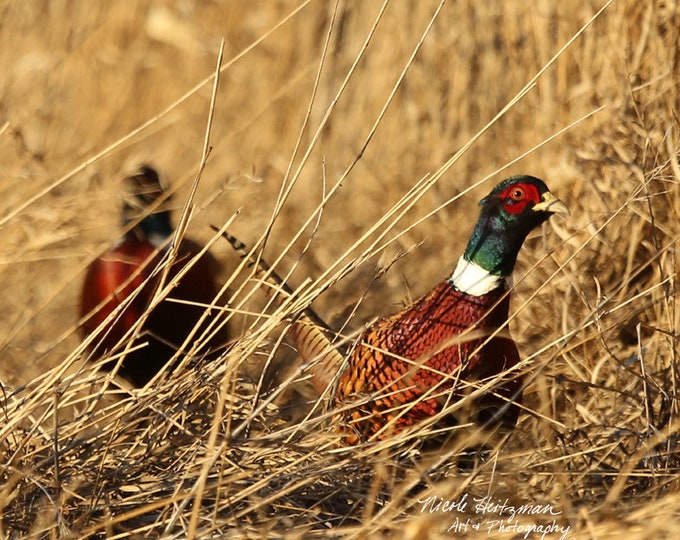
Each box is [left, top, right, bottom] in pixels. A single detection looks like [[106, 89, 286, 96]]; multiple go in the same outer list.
[[80, 166, 227, 386]]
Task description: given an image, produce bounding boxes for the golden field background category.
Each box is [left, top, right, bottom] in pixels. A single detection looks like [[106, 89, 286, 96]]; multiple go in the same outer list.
[[1, 0, 680, 537]]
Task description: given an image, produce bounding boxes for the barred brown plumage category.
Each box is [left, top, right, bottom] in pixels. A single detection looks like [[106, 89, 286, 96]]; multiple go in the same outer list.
[[288, 318, 344, 394]]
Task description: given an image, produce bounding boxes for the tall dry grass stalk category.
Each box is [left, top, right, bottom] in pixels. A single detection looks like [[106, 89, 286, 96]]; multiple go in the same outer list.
[[1, 0, 680, 537]]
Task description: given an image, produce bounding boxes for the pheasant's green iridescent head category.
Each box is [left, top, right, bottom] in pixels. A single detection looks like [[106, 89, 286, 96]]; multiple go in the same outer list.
[[463, 175, 569, 277]]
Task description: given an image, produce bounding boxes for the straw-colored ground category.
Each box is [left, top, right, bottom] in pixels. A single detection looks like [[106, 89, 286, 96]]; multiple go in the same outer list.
[[2, 0, 680, 537]]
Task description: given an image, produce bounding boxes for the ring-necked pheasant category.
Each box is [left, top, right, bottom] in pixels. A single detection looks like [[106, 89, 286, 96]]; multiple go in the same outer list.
[[230, 175, 567, 444], [80, 166, 228, 386]]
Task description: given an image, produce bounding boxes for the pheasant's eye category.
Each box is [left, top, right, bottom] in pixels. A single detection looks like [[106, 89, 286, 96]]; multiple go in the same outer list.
[[509, 187, 526, 201]]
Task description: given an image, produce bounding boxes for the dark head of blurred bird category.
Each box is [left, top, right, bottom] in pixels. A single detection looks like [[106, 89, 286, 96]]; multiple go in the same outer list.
[[79, 165, 228, 386]]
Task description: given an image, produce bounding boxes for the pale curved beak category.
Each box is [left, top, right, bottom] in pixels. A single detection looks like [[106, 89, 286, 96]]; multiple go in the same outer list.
[[533, 191, 569, 215]]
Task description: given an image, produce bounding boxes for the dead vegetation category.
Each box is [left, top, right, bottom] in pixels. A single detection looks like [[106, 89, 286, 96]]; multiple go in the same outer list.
[[2, 0, 680, 537]]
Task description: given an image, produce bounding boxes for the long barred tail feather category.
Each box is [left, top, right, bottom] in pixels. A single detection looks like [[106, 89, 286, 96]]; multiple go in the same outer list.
[[217, 228, 346, 393]]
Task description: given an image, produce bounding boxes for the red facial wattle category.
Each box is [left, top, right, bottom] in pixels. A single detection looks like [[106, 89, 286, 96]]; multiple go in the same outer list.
[[499, 182, 542, 215]]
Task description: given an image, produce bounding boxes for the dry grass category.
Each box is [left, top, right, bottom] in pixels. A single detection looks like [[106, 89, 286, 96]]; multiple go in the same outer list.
[[2, 0, 680, 537]]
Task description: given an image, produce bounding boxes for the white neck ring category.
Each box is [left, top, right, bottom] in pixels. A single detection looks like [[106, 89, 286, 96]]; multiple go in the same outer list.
[[449, 256, 510, 296]]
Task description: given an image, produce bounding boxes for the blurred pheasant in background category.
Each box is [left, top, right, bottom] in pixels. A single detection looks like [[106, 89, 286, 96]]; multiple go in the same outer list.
[[80, 166, 228, 387], [232, 175, 567, 444]]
